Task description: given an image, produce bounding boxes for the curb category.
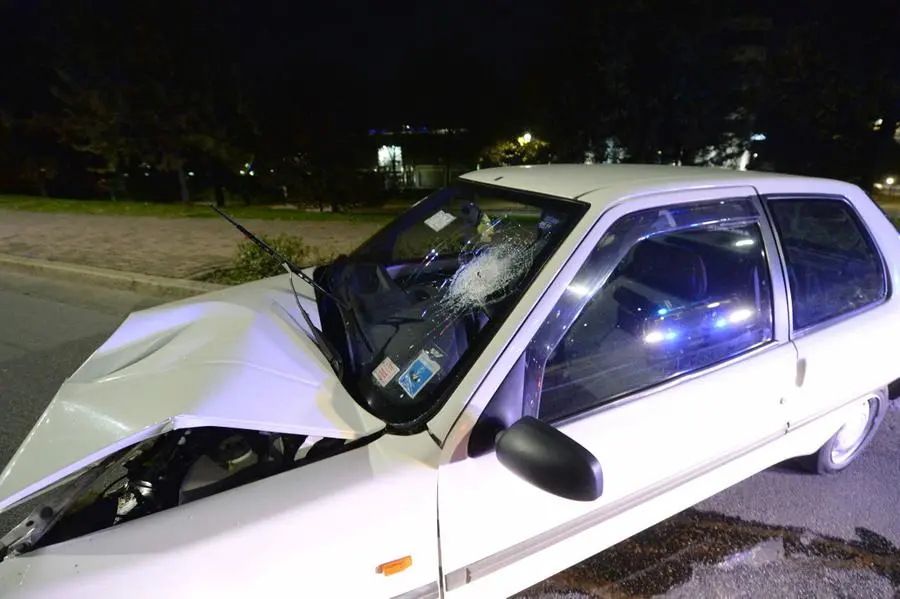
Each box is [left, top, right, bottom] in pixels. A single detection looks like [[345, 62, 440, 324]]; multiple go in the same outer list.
[[0, 253, 227, 300]]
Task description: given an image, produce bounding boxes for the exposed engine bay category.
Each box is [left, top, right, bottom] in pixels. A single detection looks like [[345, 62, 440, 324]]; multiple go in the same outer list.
[[0, 427, 351, 560]]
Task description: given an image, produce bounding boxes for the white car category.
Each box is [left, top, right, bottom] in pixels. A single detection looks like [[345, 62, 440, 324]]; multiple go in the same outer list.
[[1, 164, 898, 599]]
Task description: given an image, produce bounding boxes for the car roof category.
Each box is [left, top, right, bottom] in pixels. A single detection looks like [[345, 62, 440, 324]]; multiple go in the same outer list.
[[458, 164, 814, 201]]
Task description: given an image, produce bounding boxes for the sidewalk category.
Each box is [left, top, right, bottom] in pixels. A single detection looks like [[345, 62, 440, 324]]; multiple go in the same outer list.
[[0, 209, 382, 279], [5, 195, 897, 284]]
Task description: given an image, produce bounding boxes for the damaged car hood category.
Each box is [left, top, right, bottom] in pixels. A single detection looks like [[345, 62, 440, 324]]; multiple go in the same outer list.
[[0, 274, 384, 513]]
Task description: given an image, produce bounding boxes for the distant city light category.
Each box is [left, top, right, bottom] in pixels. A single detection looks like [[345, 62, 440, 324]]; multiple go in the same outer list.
[[187, 171, 195, 177], [750, 133, 767, 141], [887, 176, 896, 185], [517, 132, 533, 146]]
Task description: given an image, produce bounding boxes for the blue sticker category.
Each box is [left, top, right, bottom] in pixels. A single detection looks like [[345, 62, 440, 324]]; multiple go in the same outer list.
[[398, 352, 441, 399]]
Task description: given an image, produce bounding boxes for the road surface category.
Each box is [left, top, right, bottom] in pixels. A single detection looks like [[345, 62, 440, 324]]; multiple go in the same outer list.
[[0, 270, 898, 597]]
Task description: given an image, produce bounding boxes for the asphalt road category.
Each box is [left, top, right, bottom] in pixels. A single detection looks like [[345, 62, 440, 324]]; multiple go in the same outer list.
[[0, 270, 898, 597], [0, 271, 161, 536]]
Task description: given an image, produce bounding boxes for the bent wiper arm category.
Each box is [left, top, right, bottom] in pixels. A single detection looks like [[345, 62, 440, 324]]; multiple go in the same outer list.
[[210, 205, 349, 310], [285, 266, 343, 378]]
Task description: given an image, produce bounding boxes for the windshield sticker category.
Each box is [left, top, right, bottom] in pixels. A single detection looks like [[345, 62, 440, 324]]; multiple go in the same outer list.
[[424, 210, 456, 232], [372, 357, 400, 387], [398, 352, 441, 399]]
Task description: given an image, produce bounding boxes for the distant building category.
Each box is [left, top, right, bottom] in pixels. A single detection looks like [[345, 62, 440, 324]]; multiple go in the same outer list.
[[367, 126, 476, 190]]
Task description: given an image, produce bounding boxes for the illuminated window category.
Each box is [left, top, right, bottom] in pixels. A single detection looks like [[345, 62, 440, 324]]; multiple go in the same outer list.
[[377, 145, 403, 171]]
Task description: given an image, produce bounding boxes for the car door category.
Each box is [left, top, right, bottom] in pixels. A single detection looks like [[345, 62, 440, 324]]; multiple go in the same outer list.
[[762, 192, 900, 435], [437, 188, 797, 599]]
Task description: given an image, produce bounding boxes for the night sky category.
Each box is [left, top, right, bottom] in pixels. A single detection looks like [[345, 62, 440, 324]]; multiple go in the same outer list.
[[241, 0, 563, 128], [2, 0, 563, 129]]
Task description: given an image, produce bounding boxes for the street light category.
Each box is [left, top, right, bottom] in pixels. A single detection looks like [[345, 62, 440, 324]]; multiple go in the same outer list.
[[886, 176, 896, 186], [517, 132, 533, 146]]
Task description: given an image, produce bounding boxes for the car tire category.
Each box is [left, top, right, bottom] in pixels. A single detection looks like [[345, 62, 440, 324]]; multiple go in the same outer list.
[[798, 390, 887, 475]]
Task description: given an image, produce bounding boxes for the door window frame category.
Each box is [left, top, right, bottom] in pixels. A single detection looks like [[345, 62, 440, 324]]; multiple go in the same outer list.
[[533, 212, 782, 425], [759, 193, 892, 339], [437, 186, 793, 456], [525, 194, 790, 426]]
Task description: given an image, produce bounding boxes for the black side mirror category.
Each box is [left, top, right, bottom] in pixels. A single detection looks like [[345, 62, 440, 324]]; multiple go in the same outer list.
[[495, 416, 603, 502]]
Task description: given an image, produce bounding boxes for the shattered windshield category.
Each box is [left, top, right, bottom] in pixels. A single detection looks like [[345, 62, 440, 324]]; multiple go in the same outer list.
[[318, 181, 587, 426]]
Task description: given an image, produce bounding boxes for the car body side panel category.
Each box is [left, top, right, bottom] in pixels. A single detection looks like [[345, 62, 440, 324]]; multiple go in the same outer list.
[[0, 434, 441, 599], [436, 399, 852, 599]]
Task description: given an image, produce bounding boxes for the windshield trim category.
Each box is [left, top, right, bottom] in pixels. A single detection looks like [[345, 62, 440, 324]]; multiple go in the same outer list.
[[315, 181, 590, 433]]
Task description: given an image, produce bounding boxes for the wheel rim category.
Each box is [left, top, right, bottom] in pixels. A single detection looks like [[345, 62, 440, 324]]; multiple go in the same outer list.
[[830, 398, 875, 465]]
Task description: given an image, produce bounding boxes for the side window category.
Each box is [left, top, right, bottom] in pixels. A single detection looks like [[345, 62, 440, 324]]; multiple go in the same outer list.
[[766, 198, 887, 331], [533, 201, 775, 423]]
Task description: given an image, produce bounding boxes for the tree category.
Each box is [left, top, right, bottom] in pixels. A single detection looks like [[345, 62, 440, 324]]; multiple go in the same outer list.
[[0, 112, 62, 197], [546, 1, 755, 165], [756, 7, 900, 185], [48, 75, 136, 200], [479, 134, 550, 167], [41, 1, 256, 203]]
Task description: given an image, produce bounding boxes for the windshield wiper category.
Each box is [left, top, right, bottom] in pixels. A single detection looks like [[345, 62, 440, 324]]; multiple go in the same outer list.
[[211, 206, 344, 377], [210, 206, 347, 309]]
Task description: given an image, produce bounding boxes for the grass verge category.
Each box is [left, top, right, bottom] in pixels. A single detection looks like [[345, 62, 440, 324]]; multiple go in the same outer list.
[[0, 195, 399, 223]]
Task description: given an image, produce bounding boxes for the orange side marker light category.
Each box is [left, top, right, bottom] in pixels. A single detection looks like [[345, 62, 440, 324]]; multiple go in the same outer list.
[[376, 555, 413, 576]]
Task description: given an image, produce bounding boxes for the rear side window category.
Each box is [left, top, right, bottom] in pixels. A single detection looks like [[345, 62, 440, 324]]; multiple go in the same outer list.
[[766, 198, 887, 330]]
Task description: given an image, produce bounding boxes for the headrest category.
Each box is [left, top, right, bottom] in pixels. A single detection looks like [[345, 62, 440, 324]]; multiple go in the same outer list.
[[626, 240, 708, 301]]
